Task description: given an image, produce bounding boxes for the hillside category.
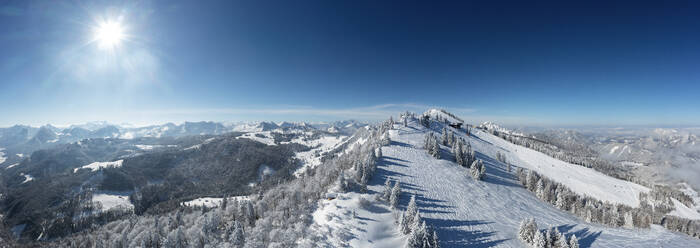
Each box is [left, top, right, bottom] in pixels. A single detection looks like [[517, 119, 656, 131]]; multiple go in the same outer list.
[[311, 114, 700, 247]]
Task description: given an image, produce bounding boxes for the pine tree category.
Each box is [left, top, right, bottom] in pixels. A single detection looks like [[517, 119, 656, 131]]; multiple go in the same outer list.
[[383, 178, 393, 201], [533, 230, 546, 248], [390, 181, 401, 209], [518, 218, 538, 245], [401, 195, 418, 234], [518, 220, 528, 244], [470, 159, 485, 180], [406, 225, 421, 248], [431, 229, 440, 248], [549, 226, 561, 248], [453, 140, 465, 166], [545, 228, 553, 248], [442, 127, 449, 146], [398, 211, 408, 233], [568, 234, 579, 248], [230, 221, 245, 247], [556, 192, 567, 210], [420, 221, 431, 248], [556, 231, 569, 248], [536, 179, 546, 199]]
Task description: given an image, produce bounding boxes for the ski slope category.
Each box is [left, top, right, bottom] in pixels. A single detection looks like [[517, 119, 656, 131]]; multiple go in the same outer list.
[[470, 127, 650, 207], [313, 119, 700, 247]]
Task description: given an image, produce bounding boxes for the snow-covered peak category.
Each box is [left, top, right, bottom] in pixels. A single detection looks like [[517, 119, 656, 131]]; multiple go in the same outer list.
[[423, 109, 464, 124]]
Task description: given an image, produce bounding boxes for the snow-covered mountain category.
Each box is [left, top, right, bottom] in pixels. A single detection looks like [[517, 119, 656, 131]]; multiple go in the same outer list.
[[310, 112, 700, 247], [1, 111, 698, 247]]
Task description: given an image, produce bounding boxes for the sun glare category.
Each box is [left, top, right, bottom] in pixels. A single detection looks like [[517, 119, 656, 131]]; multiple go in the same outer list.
[[94, 21, 125, 50]]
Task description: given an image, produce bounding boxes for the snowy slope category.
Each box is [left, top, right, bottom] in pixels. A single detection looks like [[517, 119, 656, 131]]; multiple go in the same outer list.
[[289, 135, 348, 176], [470, 127, 650, 207], [312, 118, 700, 247], [311, 192, 404, 248]]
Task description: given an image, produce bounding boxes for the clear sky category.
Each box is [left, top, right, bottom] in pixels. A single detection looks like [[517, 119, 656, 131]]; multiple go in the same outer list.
[[1, 0, 699, 127]]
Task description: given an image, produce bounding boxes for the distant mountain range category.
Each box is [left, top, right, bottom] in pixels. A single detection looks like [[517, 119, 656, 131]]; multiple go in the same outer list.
[[0, 120, 368, 168]]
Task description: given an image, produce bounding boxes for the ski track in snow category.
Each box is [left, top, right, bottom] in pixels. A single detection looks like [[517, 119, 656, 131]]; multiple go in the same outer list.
[[313, 120, 700, 248]]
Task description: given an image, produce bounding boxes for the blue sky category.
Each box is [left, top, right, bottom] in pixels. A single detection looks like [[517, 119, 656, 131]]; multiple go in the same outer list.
[[1, 0, 699, 127]]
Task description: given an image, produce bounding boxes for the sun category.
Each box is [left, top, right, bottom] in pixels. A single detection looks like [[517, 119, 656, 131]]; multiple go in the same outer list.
[[94, 21, 125, 50]]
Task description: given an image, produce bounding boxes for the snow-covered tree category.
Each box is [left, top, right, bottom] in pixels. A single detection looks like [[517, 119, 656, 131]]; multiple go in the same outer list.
[[518, 218, 538, 245], [470, 159, 485, 180], [229, 221, 245, 247], [431, 229, 440, 248], [401, 195, 418, 234], [569, 234, 579, 248], [383, 178, 393, 201], [533, 230, 546, 248], [390, 181, 401, 209], [442, 127, 449, 146], [536, 179, 546, 199], [405, 212, 427, 248], [375, 147, 383, 158], [420, 115, 431, 128], [453, 139, 465, 166], [424, 132, 441, 159], [555, 231, 569, 248], [555, 191, 568, 209]]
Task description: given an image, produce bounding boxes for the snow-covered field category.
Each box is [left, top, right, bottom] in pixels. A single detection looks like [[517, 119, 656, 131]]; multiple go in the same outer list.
[[311, 119, 700, 247], [73, 160, 124, 173], [237, 131, 276, 146], [182, 196, 251, 208], [92, 193, 133, 211]]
